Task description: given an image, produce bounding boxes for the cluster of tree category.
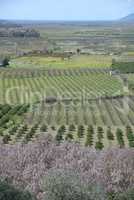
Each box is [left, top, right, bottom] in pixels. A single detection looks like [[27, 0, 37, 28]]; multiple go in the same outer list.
[[111, 59, 134, 73], [0, 105, 29, 143], [0, 57, 10, 67], [53, 125, 134, 149]]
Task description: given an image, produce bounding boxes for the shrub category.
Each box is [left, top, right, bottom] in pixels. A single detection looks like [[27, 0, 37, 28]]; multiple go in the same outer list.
[[2, 134, 11, 144], [111, 61, 134, 73], [115, 188, 134, 200], [126, 126, 134, 148], [107, 127, 114, 141], [2, 57, 10, 67], [55, 128, 63, 142], [85, 125, 94, 146], [95, 141, 104, 150], [116, 128, 125, 148], [42, 169, 106, 200], [65, 132, 74, 141], [68, 124, 76, 132], [97, 127, 104, 140], [59, 125, 66, 133], [77, 125, 85, 139], [55, 126, 66, 142], [51, 126, 56, 131], [40, 124, 48, 132], [0, 180, 35, 200]]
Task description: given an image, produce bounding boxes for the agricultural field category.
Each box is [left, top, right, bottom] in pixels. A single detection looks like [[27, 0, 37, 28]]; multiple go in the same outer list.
[[120, 74, 134, 94], [0, 69, 123, 104], [0, 21, 134, 150], [1, 4, 134, 199], [112, 61, 134, 73], [0, 53, 132, 150], [1, 22, 134, 57], [0, 98, 134, 149], [0, 62, 132, 149], [26, 97, 134, 127], [10, 55, 112, 69]]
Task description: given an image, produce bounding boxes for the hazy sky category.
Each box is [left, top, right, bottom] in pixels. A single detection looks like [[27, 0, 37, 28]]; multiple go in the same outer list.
[[0, 0, 134, 20]]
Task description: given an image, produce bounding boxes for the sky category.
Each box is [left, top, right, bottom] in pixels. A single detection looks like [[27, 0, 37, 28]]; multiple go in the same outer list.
[[0, 0, 134, 21]]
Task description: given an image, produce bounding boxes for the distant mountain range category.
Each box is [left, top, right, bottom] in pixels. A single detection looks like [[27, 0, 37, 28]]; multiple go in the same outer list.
[[120, 13, 134, 22], [0, 14, 134, 26]]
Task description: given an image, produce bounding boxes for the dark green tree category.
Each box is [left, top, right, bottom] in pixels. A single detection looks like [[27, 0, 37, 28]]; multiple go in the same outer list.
[[40, 124, 48, 132], [2, 57, 10, 67], [116, 128, 125, 148], [65, 132, 74, 141], [85, 125, 94, 147], [77, 125, 85, 139], [97, 127, 104, 141], [95, 141, 104, 150], [55, 125, 66, 143], [69, 124, 76, 132], [126, 126, 134, 148]]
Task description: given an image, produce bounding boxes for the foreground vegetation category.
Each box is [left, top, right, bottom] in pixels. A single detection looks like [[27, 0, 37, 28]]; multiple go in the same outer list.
[[0, 135, 133, 199], [0, 180, 35, 200], [112, 60, 134, 73]]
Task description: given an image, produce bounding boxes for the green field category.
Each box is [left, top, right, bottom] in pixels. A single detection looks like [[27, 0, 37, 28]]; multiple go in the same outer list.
[[26, 97, 134, 127], [10, 55, 112, 69], [0, 21, 134, 149], [0, 98, 133, 148], [0, 62, 132, 149], [0, 70, 123, 104]]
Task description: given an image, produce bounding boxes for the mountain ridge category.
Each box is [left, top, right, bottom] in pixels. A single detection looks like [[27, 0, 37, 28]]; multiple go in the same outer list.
[[120, 13, 134, 22]]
